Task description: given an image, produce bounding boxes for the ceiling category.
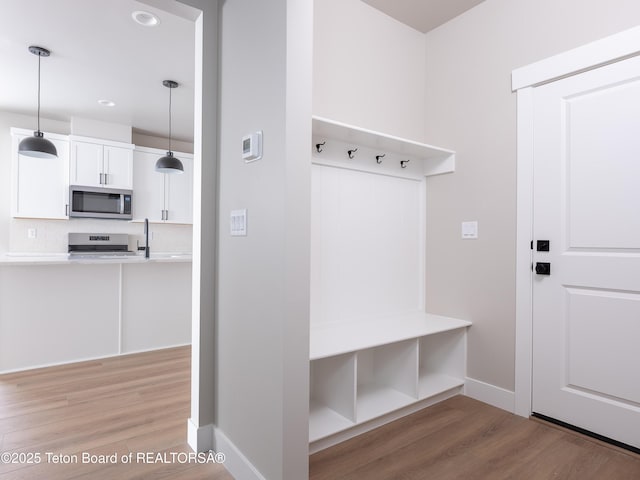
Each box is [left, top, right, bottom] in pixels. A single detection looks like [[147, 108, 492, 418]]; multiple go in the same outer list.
[[361, 0, 485, 33], [0, 0, 483, 145], [0, 0, 195, 143]]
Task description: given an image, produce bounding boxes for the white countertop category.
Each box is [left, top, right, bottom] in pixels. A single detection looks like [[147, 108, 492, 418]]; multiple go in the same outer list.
[[0, 252, 192, 266]]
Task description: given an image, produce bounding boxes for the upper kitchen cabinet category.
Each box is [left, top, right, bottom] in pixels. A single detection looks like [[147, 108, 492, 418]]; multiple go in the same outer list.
[[69, 136, 134, 190], [132, 146, 193, 224], [11, 128, 70, 220]]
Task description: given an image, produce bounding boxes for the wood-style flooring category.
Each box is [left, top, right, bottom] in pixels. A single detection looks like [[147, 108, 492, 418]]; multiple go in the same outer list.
[[0, 346, 231, 480], [309, 395, 640, 480], [3, 347, 639, 479]]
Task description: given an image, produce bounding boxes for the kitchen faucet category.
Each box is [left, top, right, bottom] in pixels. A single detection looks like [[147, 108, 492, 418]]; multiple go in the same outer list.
[[144, 218, 150, 259]]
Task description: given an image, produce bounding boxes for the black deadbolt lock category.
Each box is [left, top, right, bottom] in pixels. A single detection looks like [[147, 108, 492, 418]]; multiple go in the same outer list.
[[536, 240, 550, 252], [535, 262, 551, 275]]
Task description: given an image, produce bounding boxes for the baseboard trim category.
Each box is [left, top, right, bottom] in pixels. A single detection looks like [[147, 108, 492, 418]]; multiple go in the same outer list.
[[464, 377, 515, 413], [187, 419, 214, 452], [214, 427, 266, 480], [0, 344, 191, 375]]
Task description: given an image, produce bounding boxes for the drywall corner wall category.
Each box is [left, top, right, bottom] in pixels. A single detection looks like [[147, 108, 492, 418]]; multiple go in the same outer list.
[[313, 0, 426, 141], [216, 0, 312, 478], [423, 0, 640, 392]]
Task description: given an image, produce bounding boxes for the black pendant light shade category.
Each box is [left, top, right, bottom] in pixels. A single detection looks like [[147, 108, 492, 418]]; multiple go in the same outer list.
[[155, 80, 183, 174], [18, 46, 58, 159], [156, 151, 184, 173], [19, 131, 57, 159]]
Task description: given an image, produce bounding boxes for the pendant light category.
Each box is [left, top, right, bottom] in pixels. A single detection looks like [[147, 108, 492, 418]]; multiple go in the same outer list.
[[155, 80, 184, 174], [18, 46, 57, 159]]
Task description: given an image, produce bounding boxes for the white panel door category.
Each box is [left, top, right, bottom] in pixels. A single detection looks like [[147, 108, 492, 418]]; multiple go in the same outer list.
[[532, 55, 640, 449]]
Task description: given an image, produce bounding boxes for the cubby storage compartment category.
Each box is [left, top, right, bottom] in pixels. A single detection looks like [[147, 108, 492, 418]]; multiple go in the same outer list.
[[356, 340, 418, 423], [308, 314, 470, 445], [418, 329, 466, 399], [309, 354, 357, 442]]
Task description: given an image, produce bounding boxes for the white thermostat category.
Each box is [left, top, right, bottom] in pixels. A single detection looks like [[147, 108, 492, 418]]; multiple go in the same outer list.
[[242, 131, 263, 162]]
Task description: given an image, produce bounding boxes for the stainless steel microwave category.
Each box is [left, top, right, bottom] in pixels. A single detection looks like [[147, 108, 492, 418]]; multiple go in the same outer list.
[[69, 185, 132, 220]]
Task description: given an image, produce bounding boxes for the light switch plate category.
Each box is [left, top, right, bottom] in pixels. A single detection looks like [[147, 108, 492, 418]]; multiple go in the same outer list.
[[230, 209, 247, 236], [462, 221, 478, 239]]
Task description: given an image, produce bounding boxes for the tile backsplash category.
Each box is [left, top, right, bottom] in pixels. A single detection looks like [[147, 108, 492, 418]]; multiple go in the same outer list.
[[10, 218, 192, 254]]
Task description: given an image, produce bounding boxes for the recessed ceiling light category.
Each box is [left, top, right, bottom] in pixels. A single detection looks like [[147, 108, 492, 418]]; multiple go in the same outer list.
[[98, 99, 115, 107], [131, 10, 160, 27]]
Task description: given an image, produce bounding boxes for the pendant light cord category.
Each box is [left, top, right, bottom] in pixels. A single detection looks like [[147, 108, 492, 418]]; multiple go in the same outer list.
[[37, 51, 41, 133], [168, 86, 172, 153]]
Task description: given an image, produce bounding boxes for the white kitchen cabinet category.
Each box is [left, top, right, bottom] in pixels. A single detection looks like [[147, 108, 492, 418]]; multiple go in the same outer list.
[[164, 152, 193, 223], [309, 118, 469, 453], [11, 128, 70, 219], [70, 135, 134, 189], [132, 146, 193, 224]]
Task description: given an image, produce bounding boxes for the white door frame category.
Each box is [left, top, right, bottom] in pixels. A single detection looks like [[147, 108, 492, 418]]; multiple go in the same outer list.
[[512, 26, 640, 417]]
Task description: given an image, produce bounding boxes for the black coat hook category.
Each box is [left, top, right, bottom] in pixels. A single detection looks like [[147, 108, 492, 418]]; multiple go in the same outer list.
[[400, 160, 410, 168], [347, 148, 358, 159], [315, 141, 325, 153], [375, 154, 385, 164]]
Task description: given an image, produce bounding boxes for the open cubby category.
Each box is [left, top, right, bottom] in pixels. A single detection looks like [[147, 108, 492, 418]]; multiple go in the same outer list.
[[356, 340, 418, 423], [309, 353, 357, 442], [418, 329, 467, 400]]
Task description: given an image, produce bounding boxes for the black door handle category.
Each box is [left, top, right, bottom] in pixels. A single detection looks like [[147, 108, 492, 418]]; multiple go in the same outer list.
[[535, 262, 551, 275], [536, 240, 550, 251]]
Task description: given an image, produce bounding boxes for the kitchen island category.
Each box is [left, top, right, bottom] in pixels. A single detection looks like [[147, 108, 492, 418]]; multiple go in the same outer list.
[[0, 253, 192, 373]]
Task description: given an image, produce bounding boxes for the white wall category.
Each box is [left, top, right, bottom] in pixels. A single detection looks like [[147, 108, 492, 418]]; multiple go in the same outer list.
[[314, 0, 640, 395], [423, 0, 640, 391], [132, 131, 194, 154], [313, 0, 426, 141], [70, 117, 131, 143], [216, 0, 312, 478]]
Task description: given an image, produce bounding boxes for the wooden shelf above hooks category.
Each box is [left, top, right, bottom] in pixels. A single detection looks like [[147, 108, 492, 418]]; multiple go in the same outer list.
[[312, 116, 455, 177]]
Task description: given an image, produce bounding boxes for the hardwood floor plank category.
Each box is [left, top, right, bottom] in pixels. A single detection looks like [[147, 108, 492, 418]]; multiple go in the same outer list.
[[309, 395, 640, 480], [0, 346, 231, 479], [309, 403, 465, 480], [5, 345, 639, 479], [0, 391, 141, 434]]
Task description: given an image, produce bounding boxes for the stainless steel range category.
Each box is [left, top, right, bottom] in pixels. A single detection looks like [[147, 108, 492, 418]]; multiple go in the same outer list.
[[68, 233, 135, 257]]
